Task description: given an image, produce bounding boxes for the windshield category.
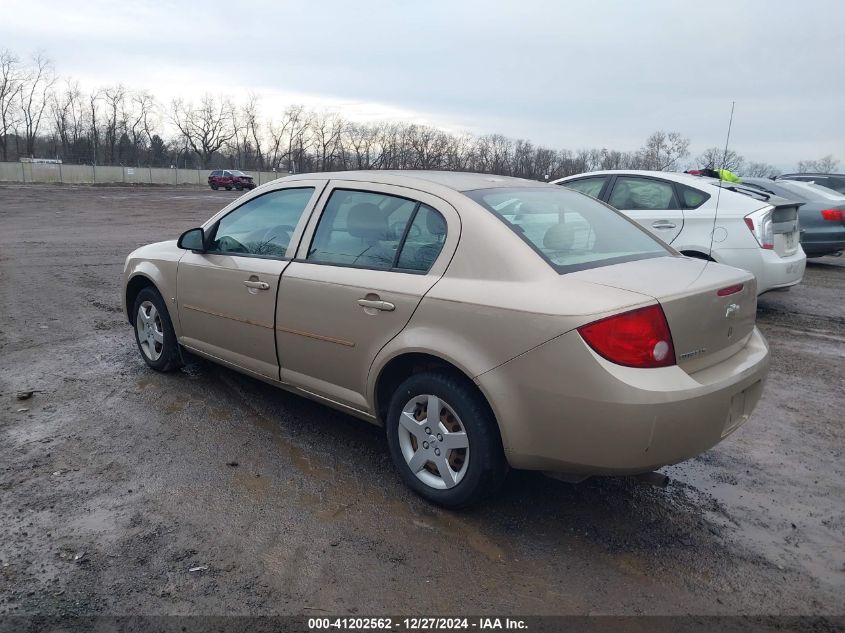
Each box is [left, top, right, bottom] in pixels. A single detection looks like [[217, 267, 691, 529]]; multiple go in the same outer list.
[[464, 187, 671, 273]]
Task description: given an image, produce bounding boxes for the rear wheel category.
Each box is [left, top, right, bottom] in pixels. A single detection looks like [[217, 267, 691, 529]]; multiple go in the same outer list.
[[210, 183, 218, 190], [132, 287, 182, 372], [386, 371, 507, 508]]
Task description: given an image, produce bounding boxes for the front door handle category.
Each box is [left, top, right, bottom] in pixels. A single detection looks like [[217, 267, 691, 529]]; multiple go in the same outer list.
[[651, 221, 677, 230], [243, 280, 270, 290], [357, 298, 395, 312]]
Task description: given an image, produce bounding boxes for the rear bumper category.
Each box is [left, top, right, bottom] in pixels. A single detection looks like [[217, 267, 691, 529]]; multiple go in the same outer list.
[[477, 327, 769, 475], [715, 247, 805, 294]]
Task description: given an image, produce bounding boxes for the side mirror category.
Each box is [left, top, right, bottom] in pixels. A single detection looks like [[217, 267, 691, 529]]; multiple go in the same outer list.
[[178, 227, 206, 252]]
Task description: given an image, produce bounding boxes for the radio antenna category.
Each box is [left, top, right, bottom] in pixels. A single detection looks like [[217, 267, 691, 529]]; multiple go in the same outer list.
[[708, 101, 736, 260]]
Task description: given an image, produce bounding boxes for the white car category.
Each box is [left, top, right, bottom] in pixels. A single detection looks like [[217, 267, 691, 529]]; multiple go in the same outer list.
[[553, 171, 806, 294]]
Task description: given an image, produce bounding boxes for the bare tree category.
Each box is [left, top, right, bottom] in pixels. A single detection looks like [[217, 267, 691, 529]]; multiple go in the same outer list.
[[170, 94, 235, 168], [695, 146, 744, 173], [243, 95, 264, 170], [0, 50, 23, 161], [123, 90, 156, 165], [638, 130, 690, 171], [17, 52, 56, 157], [100, 84, 126, 164], [797, 155, 839, 174], [742, 161, 779, 178]]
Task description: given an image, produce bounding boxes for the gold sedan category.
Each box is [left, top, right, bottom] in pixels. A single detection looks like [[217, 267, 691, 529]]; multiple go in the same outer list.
[[123, 171, 769, 507]]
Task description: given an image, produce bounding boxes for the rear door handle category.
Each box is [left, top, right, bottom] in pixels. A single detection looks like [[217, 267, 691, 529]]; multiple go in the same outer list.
[[651, 221, 676, 229], [243, 280, 270, 290], [357, 298, 395, 312]]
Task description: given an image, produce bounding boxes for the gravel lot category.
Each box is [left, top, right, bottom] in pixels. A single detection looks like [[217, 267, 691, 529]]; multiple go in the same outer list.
[[0, 185, 843, 618]]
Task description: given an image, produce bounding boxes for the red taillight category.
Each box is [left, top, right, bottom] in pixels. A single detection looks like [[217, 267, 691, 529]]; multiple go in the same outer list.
[[717, 283, 744, 297], [821, 209, 844, 221], [578, 304, 676, 369]]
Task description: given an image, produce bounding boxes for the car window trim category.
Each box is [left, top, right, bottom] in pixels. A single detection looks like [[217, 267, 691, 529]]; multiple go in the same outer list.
[[205, 185, 319, 260], [291, 257, 429, 275]]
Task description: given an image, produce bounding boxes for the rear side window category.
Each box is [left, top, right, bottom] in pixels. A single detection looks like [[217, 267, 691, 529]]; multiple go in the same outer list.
[[561, 176, 607, 199], [307, 189, 446, 272], [679, 185, 710, 209], [465, 187, 669, 274], [396, 205, 447, 271], [209, 187, 315, 257], [609, 176, 679, 210]]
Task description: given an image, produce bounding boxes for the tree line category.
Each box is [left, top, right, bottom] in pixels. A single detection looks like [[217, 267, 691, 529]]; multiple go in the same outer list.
[[0, 50, 839, 179]]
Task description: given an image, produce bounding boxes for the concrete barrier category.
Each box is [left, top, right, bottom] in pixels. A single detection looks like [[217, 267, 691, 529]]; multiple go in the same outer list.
[[0, 161, 282, 187]]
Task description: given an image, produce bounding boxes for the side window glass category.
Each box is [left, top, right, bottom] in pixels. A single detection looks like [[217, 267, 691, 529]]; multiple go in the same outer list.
[[397, 205, 447, 272], [609, 177, 678, 210], [209, 187, 314, 257], [680, 185, 710, 209], [562, 177, 607, 199], [307, 190, 417, 269]]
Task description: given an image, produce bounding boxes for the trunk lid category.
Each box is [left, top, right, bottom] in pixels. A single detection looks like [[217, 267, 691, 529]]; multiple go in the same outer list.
[[572, 256, 757, 373], [771, 202, 801, 257]]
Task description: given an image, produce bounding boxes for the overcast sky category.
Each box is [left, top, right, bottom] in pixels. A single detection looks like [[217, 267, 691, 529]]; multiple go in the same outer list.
[[3, 0, 843, 169]]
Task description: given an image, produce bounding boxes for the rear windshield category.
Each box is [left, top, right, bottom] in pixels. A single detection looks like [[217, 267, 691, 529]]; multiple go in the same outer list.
[[776, 180, 845, 202], [464, 187, 671, 273], [230, 170, 245, 176]]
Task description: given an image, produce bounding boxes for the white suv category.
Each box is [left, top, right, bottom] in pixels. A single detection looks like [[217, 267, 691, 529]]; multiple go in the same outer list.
[[553, 170, 806, 294]]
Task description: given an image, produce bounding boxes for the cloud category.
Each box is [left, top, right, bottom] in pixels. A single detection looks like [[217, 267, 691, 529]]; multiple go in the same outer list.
[[3, 0, 843, 169]]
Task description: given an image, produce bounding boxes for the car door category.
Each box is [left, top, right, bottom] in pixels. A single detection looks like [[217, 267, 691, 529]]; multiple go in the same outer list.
[[276, 181, 459, 413], [606, 175, 684, 244], [177, 181, 325, 379]]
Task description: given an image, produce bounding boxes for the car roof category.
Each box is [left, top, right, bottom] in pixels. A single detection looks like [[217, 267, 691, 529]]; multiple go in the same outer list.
[[280, 170, 548, 193], [555, 169, 718, 188], [779, 172, 845, 178]]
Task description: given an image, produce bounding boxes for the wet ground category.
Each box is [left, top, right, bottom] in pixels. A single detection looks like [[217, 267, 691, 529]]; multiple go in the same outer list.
[[0, 185, 843, 617]]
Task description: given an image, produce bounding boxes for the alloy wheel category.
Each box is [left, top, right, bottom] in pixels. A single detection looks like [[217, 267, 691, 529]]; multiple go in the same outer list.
[[136, 300, 164, 361], [397, 394, 470, 489]]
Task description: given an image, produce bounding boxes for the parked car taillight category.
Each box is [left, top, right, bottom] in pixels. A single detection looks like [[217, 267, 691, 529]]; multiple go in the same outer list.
[[577, 304, 676, 369], [820, 209, 844, 221], [743, 206, 774, 250]]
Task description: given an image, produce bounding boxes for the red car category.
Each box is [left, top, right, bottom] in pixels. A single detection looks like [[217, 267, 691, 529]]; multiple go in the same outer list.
[[208, 170, 256, 191]]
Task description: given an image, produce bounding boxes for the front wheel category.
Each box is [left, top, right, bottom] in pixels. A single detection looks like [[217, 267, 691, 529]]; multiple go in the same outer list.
[[210, 184, 218, 190], [133, 287, 182, 372], [386, 371, 507, 508]]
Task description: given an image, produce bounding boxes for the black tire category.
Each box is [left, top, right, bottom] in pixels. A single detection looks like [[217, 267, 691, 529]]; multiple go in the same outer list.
[[132, 287, 182, 372], [385, 371, 507, 509], [210, 184, 218, 190]]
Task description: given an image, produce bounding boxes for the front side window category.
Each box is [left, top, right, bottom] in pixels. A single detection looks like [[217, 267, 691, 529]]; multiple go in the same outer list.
[[307, 189, 446, 272], [561, 176, 607, 199], [465, 187, 670, 273], [608, 176, 679, 210], [209, 187, 315, 257]]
